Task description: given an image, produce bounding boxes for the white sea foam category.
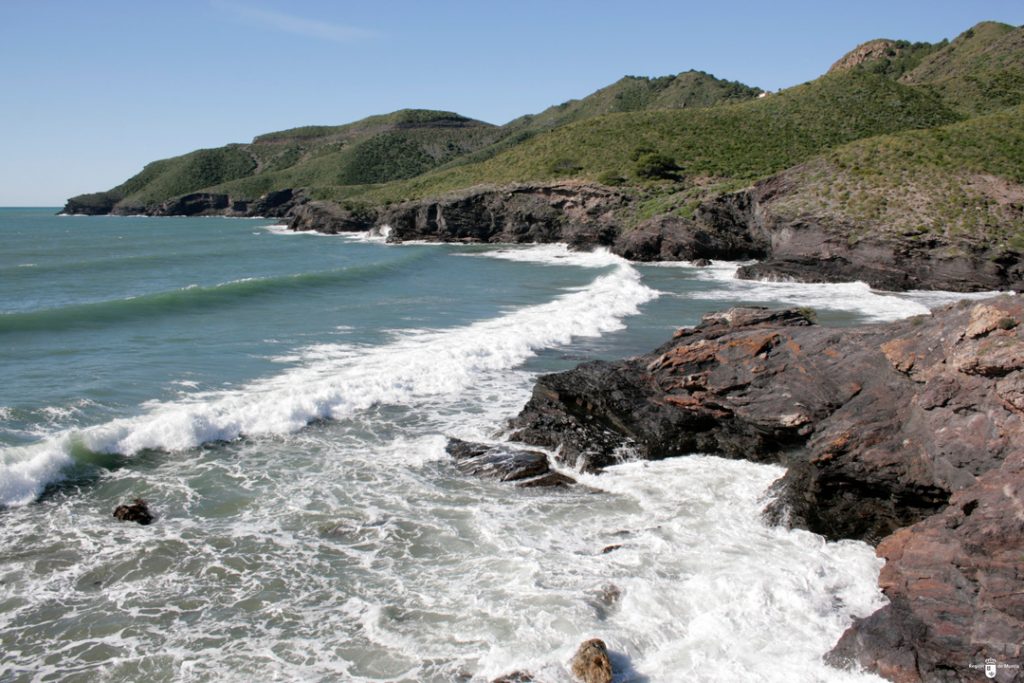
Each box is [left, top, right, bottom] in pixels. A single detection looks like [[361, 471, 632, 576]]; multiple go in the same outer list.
[[0, 262, 657, 507], [263, 224, 335, 237], [656, 260, 1000, 322], [467, 244, 627, 269]]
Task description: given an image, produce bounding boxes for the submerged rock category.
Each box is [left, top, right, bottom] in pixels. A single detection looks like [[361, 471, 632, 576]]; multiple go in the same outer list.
[[490, 672, 539, 683], [570, 639, 613, 683], [112, 498, 154, 525], [510, 296, 1024, 680], [446, 439, 575, 488]]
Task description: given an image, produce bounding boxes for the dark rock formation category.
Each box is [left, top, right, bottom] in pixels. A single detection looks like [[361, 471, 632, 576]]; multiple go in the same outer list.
[[61, 171, 1023, 292], [112, 498, 154, 525], [510, 297, 1024, 681], [379, 182, 626, 247], [62, 192, 120, 215], [446, 439, 575, 488], [700, 176, 1024, 293], [287, 200, 377, 234], [827, 459, 1024, 682], [151, 192, 230, 216], [570, 639, 614, 683], [611, 213, 767, 262]]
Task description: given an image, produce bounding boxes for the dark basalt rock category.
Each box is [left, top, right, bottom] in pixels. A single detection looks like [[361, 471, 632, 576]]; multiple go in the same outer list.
[[379, 182, 627, 247], [445, 438, 575, 487], [287, 200, 378, 234], [113, 498, 154, 525], [612, 213, 767, 262], [151, 192, 230, 216], [510, 296, 1024, 681]]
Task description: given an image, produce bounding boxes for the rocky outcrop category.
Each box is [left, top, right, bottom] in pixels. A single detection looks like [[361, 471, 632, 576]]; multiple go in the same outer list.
[[62, 171, 1024, 291], [695, 177, 1024, 292], [287, 199, 377, 234], [64, 189, 304, 219], [828, 39, 904, 73], [828, 460, 1024, 682], [570, 639, 614, 683], [378, 182, 627, 247], [611, 213, 767, 261], [113, 498, 154, 525], [509, 297, 1024, 681], [446, 439, 575, 488]]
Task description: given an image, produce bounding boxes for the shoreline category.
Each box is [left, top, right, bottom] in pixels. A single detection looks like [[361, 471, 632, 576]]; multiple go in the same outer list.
[[505, 297, 1024, 681], [62, 180, 1024, 295]]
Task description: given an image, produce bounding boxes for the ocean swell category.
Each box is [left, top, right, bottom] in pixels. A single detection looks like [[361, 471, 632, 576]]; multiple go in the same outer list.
[[0, 259, 657, 507]]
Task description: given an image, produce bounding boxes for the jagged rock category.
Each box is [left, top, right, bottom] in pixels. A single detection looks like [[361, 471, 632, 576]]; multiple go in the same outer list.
[[445, 438, 575, 487], [248, 188, 302, 217], [510, 296, 1024, 681], [611, 214, 766, 262], [379, 182, 626, 247], [151, 192, 230, 216], [828, 39, 904, 73], [570, 639, 613, 683], [113, 498, 154, 525], [288, 200, 377, 234], [828, 460, 1024, 682]]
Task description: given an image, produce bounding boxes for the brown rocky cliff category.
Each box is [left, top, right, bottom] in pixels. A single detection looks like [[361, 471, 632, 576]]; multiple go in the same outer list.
[[509, 297, 1024, 681]]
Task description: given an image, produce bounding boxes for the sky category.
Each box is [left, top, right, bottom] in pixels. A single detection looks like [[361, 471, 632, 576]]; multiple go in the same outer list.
[[1, 0, 1021, 206]]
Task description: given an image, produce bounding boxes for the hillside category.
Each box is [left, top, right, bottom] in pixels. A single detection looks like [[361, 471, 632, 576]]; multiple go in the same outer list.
[[503, 70, 762, 133], [351, 69, 960, 207], [62, 20, 1024, 291], [768, 104, 1024, 248], [901, 21, 1024, 115], [65, 110, 505, 214], [65, 70, 762, 215]]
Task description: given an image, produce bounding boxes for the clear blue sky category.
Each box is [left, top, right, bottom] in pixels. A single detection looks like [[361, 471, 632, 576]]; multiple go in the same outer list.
[[1, 0, 1021, 206]]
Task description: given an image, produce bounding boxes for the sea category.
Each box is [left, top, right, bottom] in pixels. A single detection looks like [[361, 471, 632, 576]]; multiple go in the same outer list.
[[0, 208, 992, 682]]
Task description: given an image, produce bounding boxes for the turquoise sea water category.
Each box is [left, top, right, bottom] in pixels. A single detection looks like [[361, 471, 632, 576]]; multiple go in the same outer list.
[[0, 208, 982, 681]]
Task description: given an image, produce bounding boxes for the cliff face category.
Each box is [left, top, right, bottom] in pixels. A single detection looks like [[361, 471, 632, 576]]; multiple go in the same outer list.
[[374, 182, 628, 247], [508, 297, 1024, 681], [285, 176, 1024, 293]]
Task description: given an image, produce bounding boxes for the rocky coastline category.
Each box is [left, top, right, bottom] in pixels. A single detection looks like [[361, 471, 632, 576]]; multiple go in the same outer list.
[[64, 182, 1024, 682], [64, 179, 1024, 294], [502, 297, 1023, 682]]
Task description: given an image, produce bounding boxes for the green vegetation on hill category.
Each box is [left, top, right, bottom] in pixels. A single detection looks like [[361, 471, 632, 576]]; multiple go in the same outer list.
[[64, 19, 1024, 232], [66, 72, 765, 212], [771, 105, 1024, 248], [828, 38, 946, 80], [901, 22, 1024, 115], [504, 70, 762, 133], [345, 70, 960, 204], [68, 110, 504, 212]]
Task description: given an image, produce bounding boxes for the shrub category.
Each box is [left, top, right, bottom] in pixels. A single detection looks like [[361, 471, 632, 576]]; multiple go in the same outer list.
[[634, 152, 679, 180]]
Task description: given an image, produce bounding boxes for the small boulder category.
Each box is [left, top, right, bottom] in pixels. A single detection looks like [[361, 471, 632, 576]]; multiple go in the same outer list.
[[446, 439, 575, 487], [113, 498, 154, 525], [570, 639, 613, 683]]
